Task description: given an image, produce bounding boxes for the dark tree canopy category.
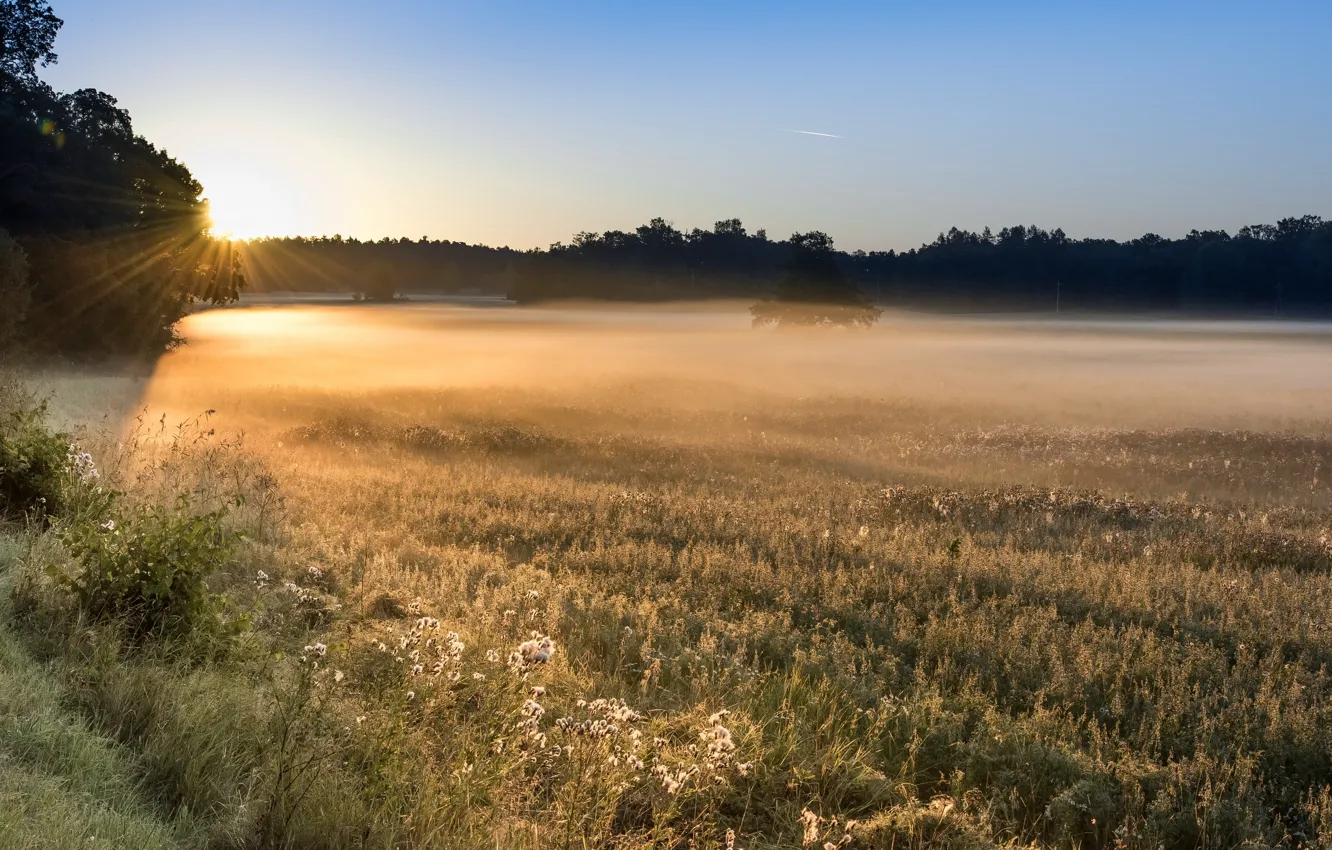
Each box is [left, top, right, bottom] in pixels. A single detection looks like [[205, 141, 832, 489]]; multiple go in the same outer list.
[[0, 0, 243, 354], [0, 0, 60, 82]]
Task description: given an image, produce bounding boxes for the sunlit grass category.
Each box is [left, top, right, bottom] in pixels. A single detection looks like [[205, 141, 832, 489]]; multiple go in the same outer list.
[[6, 308, 1332, 848]]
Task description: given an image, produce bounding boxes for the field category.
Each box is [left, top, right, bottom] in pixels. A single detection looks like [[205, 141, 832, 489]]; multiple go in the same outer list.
[[5, 303, 1332, 849]]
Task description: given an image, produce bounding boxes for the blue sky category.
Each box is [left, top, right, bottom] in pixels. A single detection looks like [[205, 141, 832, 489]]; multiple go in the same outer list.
[[41, 0, 1332, 249]]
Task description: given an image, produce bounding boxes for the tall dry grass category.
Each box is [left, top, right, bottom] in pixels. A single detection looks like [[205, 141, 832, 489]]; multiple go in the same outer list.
[[4, 306, 1332, 848]]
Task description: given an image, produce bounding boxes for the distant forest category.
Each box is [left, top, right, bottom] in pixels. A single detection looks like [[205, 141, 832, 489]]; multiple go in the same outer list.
[[250, 215, 1332, 314]]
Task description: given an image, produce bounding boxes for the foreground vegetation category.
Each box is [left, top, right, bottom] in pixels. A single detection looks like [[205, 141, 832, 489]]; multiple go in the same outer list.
[[5, 338, 1332, 848]]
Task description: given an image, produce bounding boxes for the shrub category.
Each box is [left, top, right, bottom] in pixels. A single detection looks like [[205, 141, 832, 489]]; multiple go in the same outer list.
[[56, 495, 236, 640], [0, 400, 72, 520]]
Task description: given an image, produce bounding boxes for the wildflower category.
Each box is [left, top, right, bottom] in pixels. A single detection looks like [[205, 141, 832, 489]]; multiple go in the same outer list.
[[100, 519, 116, 533], [67, 447, 99, 482], [517, 635, 555, 664], [487, 649, 500, 663], [411, 664, 424, 676], [254, 569, 268, 588], [303, 642, 328, 657], [472, 672, 486, 681], [520, 699, 545, 719], [651, 764, 691, 795], [406, 690, 416, 702], [526, 589, 540, 599], [308, 566, 323, 579], [529, 686, 546, 697], [516, 698, 546, 744], [588, 698, 640, 723], [801, 809, 822, 847], [334, 669, 345, 683]]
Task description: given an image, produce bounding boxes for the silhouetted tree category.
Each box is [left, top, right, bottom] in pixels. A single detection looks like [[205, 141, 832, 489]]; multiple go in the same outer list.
[[750, 232, 881, 327], [360, 260, 397, 301], [0, 0, 60, 83], [0, 0, 244, 354]]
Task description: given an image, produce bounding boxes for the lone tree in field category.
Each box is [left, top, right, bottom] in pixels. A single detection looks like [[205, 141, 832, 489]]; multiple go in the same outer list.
[[750, 231, 881, 327], [360, 260, 397, 301]]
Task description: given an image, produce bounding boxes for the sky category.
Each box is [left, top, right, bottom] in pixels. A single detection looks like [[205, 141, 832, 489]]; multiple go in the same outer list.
[[40, 0, 1332, 251]]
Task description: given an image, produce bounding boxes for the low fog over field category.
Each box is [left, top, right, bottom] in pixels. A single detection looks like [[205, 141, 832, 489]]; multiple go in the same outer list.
[[138, 303, 1332, 432]]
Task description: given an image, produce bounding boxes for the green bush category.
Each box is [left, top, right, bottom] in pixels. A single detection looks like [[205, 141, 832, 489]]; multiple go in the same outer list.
[[0, 401, 73, 521], [56, 495, 236, 640]]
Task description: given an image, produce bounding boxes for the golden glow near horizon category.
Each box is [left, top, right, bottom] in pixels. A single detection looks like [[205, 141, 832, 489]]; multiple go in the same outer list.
[[201, 160, 304, 241]]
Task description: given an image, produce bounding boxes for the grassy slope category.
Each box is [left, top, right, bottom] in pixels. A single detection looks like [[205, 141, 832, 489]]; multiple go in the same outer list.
[[0, 533, 181, 850]]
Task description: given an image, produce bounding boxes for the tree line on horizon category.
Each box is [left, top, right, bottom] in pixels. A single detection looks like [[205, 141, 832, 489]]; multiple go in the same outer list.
[[250, 214, 1332, 317], [0, 0, 242, 355]]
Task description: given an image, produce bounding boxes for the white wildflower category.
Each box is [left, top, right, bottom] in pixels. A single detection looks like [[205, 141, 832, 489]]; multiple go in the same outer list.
[[67, 447, 99, 482], [517, 635, 555, 664]]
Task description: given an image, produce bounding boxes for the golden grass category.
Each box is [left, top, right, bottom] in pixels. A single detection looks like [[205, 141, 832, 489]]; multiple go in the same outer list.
[[7, 304, 1332, 848]]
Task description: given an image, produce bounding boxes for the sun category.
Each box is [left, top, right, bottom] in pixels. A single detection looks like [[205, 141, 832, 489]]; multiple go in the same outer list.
[[200, 163, 302, 240]]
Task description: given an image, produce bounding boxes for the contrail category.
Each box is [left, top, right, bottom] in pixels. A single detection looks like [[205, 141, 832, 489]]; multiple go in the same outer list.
[[780, 128, 842, 138]]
